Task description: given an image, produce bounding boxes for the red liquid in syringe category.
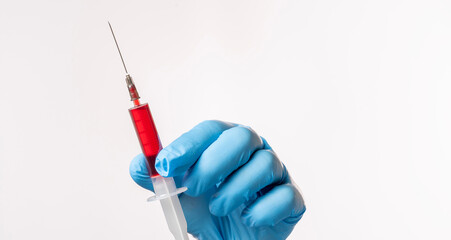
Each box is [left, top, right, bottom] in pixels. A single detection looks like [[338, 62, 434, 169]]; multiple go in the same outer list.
[[129, 103, 162, 177]]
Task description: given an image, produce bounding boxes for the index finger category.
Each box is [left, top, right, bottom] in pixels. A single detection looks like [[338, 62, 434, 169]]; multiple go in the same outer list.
[[155, 120, 235, 177]]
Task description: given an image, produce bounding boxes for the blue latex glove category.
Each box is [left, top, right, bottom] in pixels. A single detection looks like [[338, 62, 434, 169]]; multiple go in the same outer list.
[[130, 120, 306, 240]]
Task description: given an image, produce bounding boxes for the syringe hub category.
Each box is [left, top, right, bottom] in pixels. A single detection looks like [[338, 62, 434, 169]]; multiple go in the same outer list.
[[125, 74, 140, 101]]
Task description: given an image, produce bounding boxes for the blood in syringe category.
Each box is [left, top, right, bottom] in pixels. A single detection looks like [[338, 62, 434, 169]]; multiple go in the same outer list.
[[129, 103, 162, 177]]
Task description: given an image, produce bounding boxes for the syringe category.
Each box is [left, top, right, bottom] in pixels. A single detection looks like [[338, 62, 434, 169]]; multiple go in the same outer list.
[[108, 22, 189, 240]]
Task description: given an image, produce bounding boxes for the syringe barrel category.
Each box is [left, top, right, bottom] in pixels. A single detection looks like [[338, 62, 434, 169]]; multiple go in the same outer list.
[[129, 103, 162, 177]]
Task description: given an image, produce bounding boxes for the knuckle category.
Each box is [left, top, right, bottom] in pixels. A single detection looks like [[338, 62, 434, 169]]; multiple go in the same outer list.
[[254, 150, 283, 178], [198, 119, 223, 127], [277, 184, 298, 205], [249, 150, 285, 186], [256, 150, 279, 170], [285, 185, 297, 199], [285, 184, 305, 216], [197, 120, 235, 132], [283, 184, 303, 209], [233, 126, 260, 143]]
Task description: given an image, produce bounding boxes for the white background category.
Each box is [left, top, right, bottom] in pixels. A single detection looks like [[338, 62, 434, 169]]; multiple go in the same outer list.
[[1, 0, 450, 239]]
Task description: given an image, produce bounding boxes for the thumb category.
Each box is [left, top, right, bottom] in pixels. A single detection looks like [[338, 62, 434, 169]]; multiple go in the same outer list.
[[129, 153, 185, 192]]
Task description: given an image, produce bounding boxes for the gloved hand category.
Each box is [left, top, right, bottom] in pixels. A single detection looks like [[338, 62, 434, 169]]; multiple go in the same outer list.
[[130, 120, 306, 240]]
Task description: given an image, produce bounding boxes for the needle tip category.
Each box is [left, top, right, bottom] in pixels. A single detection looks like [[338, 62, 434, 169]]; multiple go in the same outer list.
[[108, 22, 129, 74]]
